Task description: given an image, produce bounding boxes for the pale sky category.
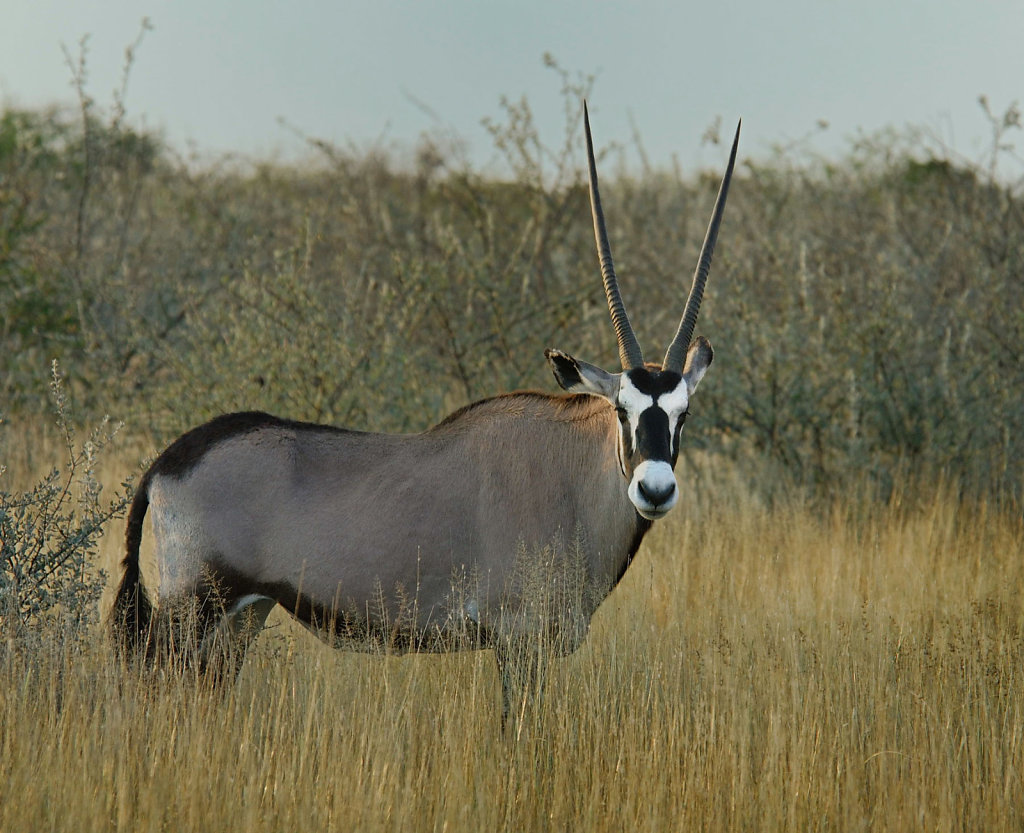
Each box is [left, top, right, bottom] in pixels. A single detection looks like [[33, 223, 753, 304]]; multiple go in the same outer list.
[[1, 1, 1022, 175]]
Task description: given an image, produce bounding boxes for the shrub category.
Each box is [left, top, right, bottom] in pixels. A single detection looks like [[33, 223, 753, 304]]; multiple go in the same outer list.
[[1, 39, 1021, 498], [0, 361, 131, 641]]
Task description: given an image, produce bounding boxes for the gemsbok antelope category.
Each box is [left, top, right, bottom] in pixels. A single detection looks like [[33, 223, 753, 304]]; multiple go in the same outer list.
[[111, 104, 740, 725]]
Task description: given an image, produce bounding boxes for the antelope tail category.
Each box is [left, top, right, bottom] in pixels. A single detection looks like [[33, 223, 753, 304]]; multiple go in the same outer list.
[[110, 471, 154, 656]]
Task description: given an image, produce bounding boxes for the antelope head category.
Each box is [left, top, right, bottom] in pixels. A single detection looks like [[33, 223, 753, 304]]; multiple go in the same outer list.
[[546, 103, 740, 521]]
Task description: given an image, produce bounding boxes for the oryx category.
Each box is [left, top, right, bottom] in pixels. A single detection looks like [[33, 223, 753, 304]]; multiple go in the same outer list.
[[111, 104, 740, 725]]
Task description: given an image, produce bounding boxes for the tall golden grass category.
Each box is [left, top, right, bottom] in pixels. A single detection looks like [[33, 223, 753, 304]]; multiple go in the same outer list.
[[2, 442, 1022, 832]]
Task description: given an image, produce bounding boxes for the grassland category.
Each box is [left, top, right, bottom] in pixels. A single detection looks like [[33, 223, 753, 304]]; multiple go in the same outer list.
[[2, 60, 1023, 831], [2, 438, 1022, 831]]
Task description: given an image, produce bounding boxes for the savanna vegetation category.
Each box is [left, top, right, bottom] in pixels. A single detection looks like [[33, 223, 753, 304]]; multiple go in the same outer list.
[[1, 38, 1023, 831]]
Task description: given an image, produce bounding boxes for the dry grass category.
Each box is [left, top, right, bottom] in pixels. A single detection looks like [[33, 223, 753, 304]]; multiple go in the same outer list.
[[2, 442, 1023, 832]]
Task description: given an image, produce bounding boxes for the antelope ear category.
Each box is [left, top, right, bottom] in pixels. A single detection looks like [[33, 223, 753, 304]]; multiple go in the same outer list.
[[545, 349, 620, 400], [682, 336, 714, 395]]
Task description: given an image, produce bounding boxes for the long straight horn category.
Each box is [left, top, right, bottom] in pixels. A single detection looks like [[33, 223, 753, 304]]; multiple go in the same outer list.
[[584, 101, 645, 370], [663, 120, 741, 373]]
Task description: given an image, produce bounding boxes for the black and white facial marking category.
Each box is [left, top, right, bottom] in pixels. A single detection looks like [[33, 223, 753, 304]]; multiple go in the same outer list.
[[615, 368, 688, 518], [545, 337, 713, 521]]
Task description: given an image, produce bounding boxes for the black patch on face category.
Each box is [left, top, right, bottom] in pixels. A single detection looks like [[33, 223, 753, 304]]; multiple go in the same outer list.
[[636, 407, 673, 463], [671, 411, 687, 461], [623, 366, 684, 397], [614, 406, 632, 475], [619, 367, 686, 468]]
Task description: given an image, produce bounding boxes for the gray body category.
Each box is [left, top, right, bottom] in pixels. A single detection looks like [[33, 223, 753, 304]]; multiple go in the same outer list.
[[142, 396, 641, 653], [111, 105, 740, 724]]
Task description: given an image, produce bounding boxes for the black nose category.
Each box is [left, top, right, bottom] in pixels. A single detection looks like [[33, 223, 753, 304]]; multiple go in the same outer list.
[[638, 479, 676, 506]]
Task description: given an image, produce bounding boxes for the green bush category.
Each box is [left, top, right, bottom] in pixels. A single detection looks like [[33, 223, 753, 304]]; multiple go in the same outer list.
[[0, 45, 1020, 498]]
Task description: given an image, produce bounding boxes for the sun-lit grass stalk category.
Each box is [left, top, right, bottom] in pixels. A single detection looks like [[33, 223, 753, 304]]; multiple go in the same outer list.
[[3, 456, 1023, 831]]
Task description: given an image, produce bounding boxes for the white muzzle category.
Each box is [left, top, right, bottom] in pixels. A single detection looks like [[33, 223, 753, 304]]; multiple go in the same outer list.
[[628, 460, 678, 520]]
